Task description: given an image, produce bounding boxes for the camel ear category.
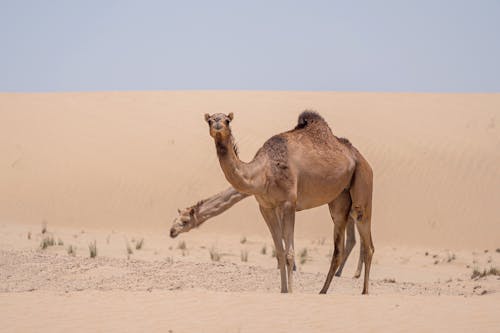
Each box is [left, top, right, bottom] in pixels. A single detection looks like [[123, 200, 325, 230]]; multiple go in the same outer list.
[[177, 208, 181, 214], [204, 113, 211, 123], [228, 112, 234, 121]]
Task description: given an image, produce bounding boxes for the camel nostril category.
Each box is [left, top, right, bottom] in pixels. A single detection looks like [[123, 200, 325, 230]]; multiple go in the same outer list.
[[170, 229, 177, 238]]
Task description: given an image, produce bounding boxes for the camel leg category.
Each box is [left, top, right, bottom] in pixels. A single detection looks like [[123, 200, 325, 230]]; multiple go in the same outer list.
[[259, 205, 287, 293], [353, 236, 364, 279], [281, 201, 296, 293], [349, 157, 374, 294], [334, 217, 356, 277], [320, 190, 351, 294]]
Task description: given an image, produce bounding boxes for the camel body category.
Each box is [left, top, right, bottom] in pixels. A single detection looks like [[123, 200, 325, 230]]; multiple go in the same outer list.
[[205, 111, 374, 294]]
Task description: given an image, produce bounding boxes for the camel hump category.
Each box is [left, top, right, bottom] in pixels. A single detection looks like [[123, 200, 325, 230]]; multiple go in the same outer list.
[[295, 110, 327, 129]]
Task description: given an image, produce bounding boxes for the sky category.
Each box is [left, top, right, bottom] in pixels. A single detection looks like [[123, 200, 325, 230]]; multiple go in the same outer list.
[[1, 0, 499, 92]]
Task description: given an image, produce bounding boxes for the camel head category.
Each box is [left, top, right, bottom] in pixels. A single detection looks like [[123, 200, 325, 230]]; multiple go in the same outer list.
[[204, 112, 234, 141], [170, 206, 197, 238]]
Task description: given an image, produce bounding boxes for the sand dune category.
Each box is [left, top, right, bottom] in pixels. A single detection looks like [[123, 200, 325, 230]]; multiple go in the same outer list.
[[1, 91, 499, 332], [1, 91, 499, 248]]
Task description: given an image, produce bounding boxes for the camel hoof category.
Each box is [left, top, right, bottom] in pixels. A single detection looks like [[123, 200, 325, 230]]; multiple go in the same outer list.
[[334, 271, 342, 277], [319, 289, 327, 294], [353, 273, 361, 279]]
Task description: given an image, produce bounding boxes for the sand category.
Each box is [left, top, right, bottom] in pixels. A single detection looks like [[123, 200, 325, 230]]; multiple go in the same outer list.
[[1, 91, 499, 332]]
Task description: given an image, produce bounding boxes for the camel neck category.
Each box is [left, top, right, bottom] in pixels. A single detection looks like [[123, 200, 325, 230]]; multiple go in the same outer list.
[[195, 187, 250, 223], [214, 134, 263, 195]]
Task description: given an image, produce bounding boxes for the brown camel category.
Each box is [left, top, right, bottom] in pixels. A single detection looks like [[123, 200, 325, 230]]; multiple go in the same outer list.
[[204, 111, 374, 294], [169, 186, 364, 278]]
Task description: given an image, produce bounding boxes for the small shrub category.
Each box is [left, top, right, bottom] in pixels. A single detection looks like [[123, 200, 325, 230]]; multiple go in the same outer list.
[[89, 240, 97, 258], [447, 253, 456, 263], [177, 241, 186, 250], [27, 232, 31, 240], [41, 222, 47, 234], [57, 238, 64, 246], [67, 244, 76, 256], [383, 278, 396, 283], [241, 249, 248, 262], [40, 235, 55, 249], [261, 244, 267, 255], [240, 236, 247, 244], [135, 238, 144, 250], [209, 247, 221, 261]]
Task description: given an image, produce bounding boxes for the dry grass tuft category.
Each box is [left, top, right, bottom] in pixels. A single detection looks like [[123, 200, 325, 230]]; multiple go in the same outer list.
[[89, 240, 97, 258], [57, 238, 64, 246], [126, 242, 133, 255], [40, 235, 55, 249], [383, 278, 396, 283], [135, 238, 144, 250], [240, 249, 248, 262], [299, 248, 309, 265], [209, 247, 221, 261], [447, 253, 456, 262], [67, 244, 76, 256], [240, 236, 247, 244], [261, 244, 267, 255], [177, 241, 187, 250], [41, 222, 47, 234], [471, 267, 499, 279], [27, 232, 32, 240]]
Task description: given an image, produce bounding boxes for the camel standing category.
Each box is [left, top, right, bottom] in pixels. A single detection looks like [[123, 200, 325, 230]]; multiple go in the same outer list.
[[204, 111, 374, 294], [169, 186, 363, 278]]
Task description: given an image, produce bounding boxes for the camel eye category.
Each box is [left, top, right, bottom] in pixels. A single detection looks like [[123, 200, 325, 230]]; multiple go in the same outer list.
[[225, 119, 230, 125], [208, 120, 213, 126]]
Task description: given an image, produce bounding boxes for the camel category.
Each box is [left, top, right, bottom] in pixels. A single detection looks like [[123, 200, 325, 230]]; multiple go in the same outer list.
[[169, 186, 364, 278], [204, 111, 374, 294]]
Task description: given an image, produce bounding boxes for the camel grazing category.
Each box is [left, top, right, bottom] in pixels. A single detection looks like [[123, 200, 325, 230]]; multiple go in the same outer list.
[[204, 111, 374, 294], [169, 186, 363, 278]]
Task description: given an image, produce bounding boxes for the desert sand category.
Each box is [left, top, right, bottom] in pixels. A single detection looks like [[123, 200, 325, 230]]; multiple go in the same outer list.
[[1, 91, 499, 332]]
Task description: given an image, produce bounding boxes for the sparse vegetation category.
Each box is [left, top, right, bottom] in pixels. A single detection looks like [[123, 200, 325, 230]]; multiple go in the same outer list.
[[165, 256, 173, 264], [40, 235, 55, 249], [135, 238, 144, 250], [299, 248, 309, 265], [240, 236, 247, 244], [41, 222, 47, 234], [67, 244, 76, 256], [241, 249, 248, 262], [27, 232, 31, 240], [126, 242, 133, 255], [383, 278, 396, 283], [57, 238, 64, 246], [177, 241, 186, 250], [446, 253, 456, 263], [209, 247, 221, 261], [471, 267, 499, 279], [89, 240, 97, 258], [261, 244, 267, 255]]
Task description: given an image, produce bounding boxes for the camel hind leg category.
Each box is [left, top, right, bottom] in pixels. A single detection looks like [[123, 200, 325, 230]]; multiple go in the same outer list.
[[319, 190, 351, 294], [334, 217, 355, 277], [349, 155, 374, 294]]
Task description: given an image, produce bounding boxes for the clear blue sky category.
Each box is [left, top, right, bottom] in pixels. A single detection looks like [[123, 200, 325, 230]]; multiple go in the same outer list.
[[1, 0, 499, 92]]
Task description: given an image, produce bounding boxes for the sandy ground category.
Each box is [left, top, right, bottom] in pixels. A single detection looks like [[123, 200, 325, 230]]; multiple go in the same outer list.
[[1, 91, 499, 332]]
